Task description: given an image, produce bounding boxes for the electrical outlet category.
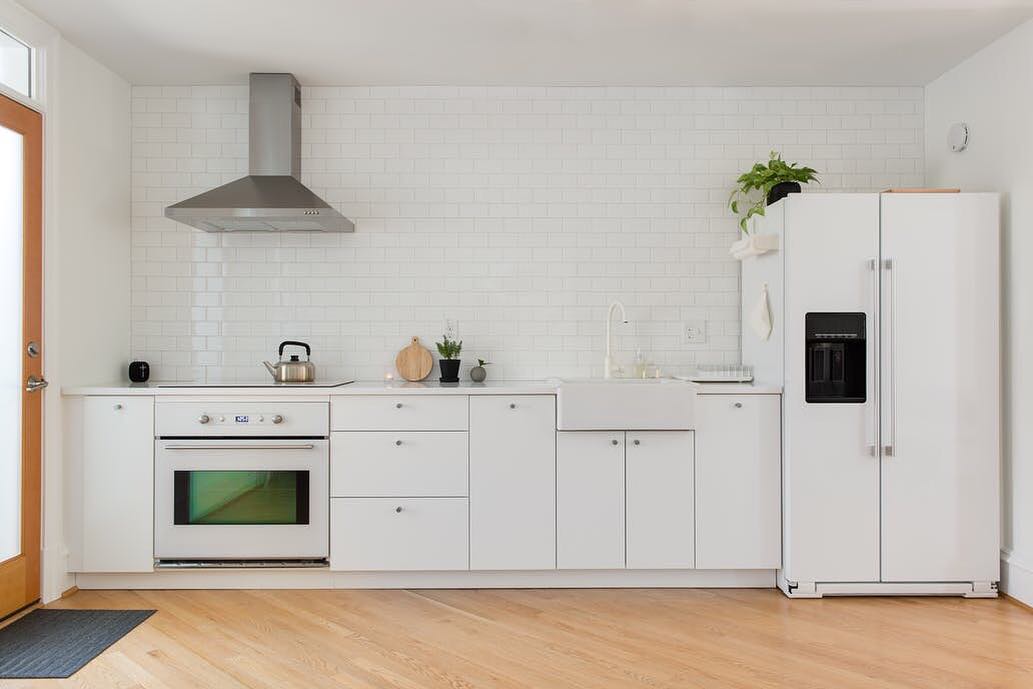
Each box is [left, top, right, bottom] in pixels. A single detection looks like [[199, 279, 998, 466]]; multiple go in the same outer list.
[[684, 321, 707, 345]]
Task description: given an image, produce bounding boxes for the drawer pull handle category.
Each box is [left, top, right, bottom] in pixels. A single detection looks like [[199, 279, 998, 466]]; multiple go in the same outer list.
[[734, 402, 743, 409], [633, 439, 640, 446], [395, 402, 403, 409], [509, 403, 516, 409], [395, 440, 403, 446], [114, 403, 123, 411], [611, 439, 619, 446], [395, 506, 403, 513]]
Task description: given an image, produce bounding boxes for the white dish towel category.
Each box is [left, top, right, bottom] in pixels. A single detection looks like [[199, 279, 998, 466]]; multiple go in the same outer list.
[[751, 283, 773, 341]]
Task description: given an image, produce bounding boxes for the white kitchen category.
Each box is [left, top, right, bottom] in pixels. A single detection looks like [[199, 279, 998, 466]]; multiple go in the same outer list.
[[1, 0, 1032, 686]]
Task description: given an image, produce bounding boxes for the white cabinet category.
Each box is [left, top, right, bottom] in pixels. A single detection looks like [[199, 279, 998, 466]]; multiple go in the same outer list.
[[557, 432, 625, 569], [330, 497, 469, 571], [626, 431, 694, 569], [78, 397, 155, 572], [470, 396, 556, 570], [332, 395, 468, 431], [695, 394, 781, 569]]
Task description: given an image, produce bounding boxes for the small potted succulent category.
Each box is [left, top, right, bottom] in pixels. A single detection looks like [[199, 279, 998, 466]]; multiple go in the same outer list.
[[729, 151, 819, 233], [470, 359, 490, 383], [436, 335, 462, 383]]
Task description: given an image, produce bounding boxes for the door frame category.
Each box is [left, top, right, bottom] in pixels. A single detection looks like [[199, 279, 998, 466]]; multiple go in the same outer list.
[[0, 91, 44, 619]]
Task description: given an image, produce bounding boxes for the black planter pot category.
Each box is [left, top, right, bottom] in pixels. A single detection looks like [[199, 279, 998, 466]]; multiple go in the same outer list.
[[767, 181, 801, 205], [439, 359, 461, 383]]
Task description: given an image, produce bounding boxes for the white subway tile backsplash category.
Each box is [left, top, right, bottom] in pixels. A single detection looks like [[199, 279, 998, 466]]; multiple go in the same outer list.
[[131, 85, 923, 382]]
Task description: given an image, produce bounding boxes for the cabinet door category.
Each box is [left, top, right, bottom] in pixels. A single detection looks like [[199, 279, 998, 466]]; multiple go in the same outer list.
[[82, 397, 154, 572], [557, 432, 624, 569], [695, 395, 781, 569], [470, 396, 556, 570], [626, 431, 694, 569]]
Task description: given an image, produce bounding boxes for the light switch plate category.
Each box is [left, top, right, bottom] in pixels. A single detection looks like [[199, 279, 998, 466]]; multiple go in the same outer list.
[[684, 321, 707, 344]]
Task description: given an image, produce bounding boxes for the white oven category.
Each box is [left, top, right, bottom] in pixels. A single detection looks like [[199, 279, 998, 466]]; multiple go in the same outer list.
[[154, 401, 329, 565]]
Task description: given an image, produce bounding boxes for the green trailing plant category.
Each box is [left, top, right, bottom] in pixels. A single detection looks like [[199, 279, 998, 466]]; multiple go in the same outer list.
[[436, 335, 463, 359], [729, 151, 819, 234]]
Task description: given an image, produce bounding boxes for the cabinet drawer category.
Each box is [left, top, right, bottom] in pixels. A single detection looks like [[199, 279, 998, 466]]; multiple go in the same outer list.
[[332, 395, 468, 431], [330, 498, 469, 571], [331, 432, 468, 497]]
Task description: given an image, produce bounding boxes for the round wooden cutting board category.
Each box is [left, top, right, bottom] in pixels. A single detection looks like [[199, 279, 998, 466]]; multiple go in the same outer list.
[[395, 336, 434, 381]]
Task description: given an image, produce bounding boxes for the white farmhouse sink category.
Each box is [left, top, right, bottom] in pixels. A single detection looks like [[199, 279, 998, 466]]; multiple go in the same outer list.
[[555, 378, 697, 430]]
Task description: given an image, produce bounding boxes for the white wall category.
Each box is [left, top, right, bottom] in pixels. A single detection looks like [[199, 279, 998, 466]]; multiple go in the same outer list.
[[131, 85, 923, 382], [1, 0, 131, 602], [926, 17, 1033, 606]]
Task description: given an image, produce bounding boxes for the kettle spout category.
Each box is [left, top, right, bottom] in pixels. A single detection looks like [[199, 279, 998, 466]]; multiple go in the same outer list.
[[263, 361, 278, 378]]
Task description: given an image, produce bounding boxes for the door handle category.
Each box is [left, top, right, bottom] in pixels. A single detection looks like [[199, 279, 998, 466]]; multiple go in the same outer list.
[[26, 375, 48, 392], [883, 258, 895, 457], [163, 443, 316, 451]]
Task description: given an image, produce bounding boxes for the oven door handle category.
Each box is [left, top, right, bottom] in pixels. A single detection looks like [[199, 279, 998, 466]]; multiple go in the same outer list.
[[163, 443, 317, 451]]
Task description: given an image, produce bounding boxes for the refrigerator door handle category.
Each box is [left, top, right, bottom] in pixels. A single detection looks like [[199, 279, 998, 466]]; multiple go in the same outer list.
[[882, 258, 895, 456], [866, 257, 878, 457]]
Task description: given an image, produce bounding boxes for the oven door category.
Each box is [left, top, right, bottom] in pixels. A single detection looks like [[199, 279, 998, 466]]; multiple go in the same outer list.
[[155, 438, 328, 560]]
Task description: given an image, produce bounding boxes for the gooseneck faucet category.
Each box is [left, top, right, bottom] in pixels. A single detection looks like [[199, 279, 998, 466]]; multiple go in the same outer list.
[[604, 300, 628, 379]]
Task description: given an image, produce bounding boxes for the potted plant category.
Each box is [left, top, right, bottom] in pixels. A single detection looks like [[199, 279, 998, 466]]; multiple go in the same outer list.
[[436, 335, 462, 383], [729, 151, 819, 233], [470, 359, 490, 383]]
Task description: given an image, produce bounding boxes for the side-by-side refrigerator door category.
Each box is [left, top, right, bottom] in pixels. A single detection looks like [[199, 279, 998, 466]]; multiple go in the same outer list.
[[783, 193, 880, 585], [879, 193, 1000, 584]]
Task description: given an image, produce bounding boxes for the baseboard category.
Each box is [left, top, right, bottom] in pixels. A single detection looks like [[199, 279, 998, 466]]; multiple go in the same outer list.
[[60, 585, 79, 599], [75, 568, 776, 590], [1001, 550, 1033, 608]]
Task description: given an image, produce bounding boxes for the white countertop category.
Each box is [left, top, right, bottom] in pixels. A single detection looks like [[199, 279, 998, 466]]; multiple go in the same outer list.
[[63, 379, 781, 396]]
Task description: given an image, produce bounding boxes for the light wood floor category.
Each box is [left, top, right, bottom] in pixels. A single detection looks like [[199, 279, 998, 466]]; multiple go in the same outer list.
[[3, 588, 1033, 688]]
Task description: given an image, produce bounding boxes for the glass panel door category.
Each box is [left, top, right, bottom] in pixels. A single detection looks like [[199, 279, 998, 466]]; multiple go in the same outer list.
[[173, 470, 310, 525], [0, 92, 42, 619]]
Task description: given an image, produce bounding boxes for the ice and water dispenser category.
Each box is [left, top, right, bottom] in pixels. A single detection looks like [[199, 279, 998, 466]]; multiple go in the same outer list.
[[805, 312, 866, 403]]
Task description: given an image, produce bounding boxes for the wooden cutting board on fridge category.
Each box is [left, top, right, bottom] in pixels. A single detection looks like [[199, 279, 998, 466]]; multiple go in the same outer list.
[[395, 336, 434, 381]]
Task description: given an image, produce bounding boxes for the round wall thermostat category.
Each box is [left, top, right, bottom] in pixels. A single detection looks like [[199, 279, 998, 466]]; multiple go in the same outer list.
[[948, 122, 969, 152]]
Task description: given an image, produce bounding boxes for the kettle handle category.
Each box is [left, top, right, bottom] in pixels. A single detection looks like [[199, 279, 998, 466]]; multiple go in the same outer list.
[[278, 340, 311, 359]]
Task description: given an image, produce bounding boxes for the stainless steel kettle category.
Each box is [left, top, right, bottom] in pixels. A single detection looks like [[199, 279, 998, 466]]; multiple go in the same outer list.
[[263, 341, 316, 383]]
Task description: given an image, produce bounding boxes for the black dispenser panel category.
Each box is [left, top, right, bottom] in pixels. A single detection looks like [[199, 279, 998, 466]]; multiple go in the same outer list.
[[805, 312, 866, 404]]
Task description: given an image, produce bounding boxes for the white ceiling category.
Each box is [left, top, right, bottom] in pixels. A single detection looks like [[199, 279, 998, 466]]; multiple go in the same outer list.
[[18, 0, 1033, 86]]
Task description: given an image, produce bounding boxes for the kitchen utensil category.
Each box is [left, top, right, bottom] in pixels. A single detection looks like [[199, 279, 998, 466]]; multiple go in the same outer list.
[[263, 341, 316, 383], [395, 336, 433, 381]]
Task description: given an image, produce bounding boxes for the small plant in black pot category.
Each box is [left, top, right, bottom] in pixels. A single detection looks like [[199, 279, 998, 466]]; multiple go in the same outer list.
[[729, 151, 819, 233], [436, 335, 462, 383]]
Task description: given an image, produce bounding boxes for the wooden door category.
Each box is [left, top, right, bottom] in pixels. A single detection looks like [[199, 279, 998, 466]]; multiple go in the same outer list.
[[0, 93, 43, 619]]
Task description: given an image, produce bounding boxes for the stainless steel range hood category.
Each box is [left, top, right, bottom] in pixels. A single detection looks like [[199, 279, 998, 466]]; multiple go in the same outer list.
[[165, 73, 354, 233]]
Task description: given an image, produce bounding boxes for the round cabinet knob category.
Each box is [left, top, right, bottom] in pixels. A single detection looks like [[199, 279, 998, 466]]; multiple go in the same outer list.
[[395, 440, 403, 446], [272, 414, 284, 424], [395, 402, 403, 409], [734, 402, 743, 409], [633, 439, 640, 446], [113, 403, 123, 411], [509, 403, 516, 409], [395, 506, 403, 513], [611, 439, 619, 446], [198, 414, 210, 424]]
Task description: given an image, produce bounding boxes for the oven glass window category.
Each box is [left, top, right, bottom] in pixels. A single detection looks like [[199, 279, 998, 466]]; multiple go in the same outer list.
[[173, 471, 310, 525]]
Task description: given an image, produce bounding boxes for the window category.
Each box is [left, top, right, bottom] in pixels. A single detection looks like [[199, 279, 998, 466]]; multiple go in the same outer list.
[[0, 27, 32, 99]]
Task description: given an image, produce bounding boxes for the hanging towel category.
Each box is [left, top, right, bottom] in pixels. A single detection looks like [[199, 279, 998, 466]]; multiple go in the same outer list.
[[750, 283, 773, 341]]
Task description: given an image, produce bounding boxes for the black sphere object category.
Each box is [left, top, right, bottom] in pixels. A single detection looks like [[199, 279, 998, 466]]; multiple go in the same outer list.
[[128, 361, 150, 383]]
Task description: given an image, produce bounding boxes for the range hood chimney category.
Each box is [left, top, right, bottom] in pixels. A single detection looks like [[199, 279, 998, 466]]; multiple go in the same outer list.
[[164, 73, 354, 232]]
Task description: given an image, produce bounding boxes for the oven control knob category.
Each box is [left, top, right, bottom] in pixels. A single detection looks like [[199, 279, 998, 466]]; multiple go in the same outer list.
[[272, 414, 284, 424], [258, 415, 264, 422], [198, 414, 210, 424]]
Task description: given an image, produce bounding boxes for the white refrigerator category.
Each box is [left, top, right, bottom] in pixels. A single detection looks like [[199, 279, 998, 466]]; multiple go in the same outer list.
[[742, 192, 1000, 597]]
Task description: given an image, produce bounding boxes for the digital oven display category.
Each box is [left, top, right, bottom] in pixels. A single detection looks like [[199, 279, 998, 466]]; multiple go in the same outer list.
[[234, 415, 249, 423]]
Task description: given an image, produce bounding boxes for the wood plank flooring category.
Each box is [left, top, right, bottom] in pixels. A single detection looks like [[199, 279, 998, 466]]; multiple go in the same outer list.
[[3, 588, 1033, 688]]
